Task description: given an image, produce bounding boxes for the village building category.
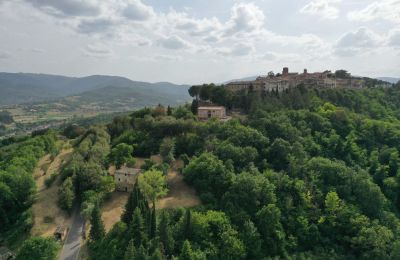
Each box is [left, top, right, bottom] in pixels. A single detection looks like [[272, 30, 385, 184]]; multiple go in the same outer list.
[[225, 67, 366, 93], [114, 167, 142, 192], [197, 106, 227, 121]]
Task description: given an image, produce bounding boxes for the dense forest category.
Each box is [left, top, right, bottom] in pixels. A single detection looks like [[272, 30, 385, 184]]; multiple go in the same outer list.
[[3, 81, 400, 259]]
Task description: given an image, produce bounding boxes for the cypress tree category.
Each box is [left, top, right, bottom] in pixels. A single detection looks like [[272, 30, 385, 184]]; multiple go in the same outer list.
[[180, 240, 194, 260], [124, 240, 136, 260], [89, 203, 105, 241], [183, 209, 192, 240], [149, 248, 163, 260], [136, 245, 148, 260], [150, 203, 157, 239], [130, 208, 147, 247], [159, 212, 174, 256], [122, 183, 139, 224], [167, 105, 172, 116]]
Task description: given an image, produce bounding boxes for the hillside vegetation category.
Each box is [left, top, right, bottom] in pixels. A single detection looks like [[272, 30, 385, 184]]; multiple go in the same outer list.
[[3, 83, 400, 259]]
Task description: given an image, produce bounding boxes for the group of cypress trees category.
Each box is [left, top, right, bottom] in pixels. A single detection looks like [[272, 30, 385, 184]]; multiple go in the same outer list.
[[89, 181, 195, 259]]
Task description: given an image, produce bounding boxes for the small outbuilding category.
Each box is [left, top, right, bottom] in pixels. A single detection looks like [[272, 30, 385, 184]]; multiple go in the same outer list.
[[54, 226, 68, 241], [197, 106, 226, 121], [114, 167, 142, 192]]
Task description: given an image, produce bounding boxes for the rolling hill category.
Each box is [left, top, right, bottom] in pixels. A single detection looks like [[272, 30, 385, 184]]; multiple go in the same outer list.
[[0, 73, 190, 105]]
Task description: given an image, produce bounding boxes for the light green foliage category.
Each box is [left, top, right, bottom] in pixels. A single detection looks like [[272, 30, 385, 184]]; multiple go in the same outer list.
[[58, 177, 75, 211], [138, 170, 168, 203], [16, 236, 59, 260]]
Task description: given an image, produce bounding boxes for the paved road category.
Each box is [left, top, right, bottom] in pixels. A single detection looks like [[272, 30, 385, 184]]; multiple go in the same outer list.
[[60, 210, 85, 260]]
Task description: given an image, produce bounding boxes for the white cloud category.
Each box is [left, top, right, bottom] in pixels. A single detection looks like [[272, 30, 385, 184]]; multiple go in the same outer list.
[[217, 43, 255, 56], [223, 3, 265, 36], [76, 17, 117, 35], [122, 0, 155, 21], [388, 29, 400, 47], [157, 35, 191, 50], [83, 43, 113, 58], [348, 0, 400, 23], [335, 27, 382, 56], [300, 0, 342, 19], [153, 54, 182, 62], [0, 51, 11, 59], [26, 0, 102, 17]]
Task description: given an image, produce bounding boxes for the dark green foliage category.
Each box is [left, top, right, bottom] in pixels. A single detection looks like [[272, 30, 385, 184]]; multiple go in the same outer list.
[[90, 203, 105, 241], [124, 240, 136, 260], [159, 211, 175, 257], [150, 203, 156, 239], [87, 85, 400, 259], [110, 143, 133, 169], [122, 183, 139, 225], [130, 208, 147, 247], [63, 124, 85, 139], [16, 236, 59, 260], [0, 110, 13, 124]]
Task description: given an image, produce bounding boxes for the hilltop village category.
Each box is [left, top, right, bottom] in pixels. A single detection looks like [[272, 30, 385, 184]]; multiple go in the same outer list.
[[193, 67, 394, 121], [226, 67, 391, 93]]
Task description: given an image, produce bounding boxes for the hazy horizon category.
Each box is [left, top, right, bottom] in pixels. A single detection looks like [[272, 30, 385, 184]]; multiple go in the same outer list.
[[0, 0, 399, 85]]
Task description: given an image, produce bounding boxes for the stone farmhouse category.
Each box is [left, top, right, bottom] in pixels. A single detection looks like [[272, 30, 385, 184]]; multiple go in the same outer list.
[[197, 106, 227, 121], [226, 67, 366, 93], [114, 167, 142, 192]]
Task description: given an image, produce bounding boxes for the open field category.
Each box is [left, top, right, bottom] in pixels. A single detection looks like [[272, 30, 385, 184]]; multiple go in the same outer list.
[[156, 170, 201, 209], [31, 146, 73, 237]]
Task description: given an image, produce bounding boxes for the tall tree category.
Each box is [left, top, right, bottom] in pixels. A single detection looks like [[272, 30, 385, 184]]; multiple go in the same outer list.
[[122, 183, 139, 224], [159, 212, 174, 256], [90, 203, 105, 241], [124, 240, 136, 260], [138, 170, 168, 204], [130, 208, 147, 247], [180, 240, 194, 260], [256, 204, 286, 256], [160, 137, 175, 164], [183, 209, 192, 240], [150, 203, 157, 239]]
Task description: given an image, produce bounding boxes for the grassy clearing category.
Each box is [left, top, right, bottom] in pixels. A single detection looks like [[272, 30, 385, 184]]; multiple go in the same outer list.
[[31, 146, 73, 237]]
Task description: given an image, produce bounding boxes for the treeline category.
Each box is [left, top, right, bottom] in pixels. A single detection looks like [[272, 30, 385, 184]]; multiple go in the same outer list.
[[189, 82, 400, 119], [0, 131, 57, 241], [98, 83, 400, 259], [59, 127, 113, 218]]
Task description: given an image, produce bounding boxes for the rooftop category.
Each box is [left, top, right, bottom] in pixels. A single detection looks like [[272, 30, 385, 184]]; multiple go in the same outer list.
[[198, 106, 225, 110], [115, 167, 142, 175]]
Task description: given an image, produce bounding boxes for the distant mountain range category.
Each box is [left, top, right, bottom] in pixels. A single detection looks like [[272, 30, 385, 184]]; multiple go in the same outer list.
[[376, 77, 400, 84], [0, 72, 190, 106]]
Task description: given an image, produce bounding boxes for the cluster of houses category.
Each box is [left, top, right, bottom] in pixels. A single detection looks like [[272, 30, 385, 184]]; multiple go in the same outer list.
[[226, 67, 371, 93]]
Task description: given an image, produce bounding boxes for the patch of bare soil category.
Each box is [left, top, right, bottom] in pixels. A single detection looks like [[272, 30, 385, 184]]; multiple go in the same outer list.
[[101, 192, 129, 231], [156, 170, 201, 209]]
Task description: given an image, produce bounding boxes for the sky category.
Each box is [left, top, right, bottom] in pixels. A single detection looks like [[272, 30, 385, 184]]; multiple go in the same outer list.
[[0, 0, 399, 84]]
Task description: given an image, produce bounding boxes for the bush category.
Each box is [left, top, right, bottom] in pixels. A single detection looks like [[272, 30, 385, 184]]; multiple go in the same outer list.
[[126, 157, 137, 168], [43, 216, 54, 223], [44, 174, 58, 188], [141, 159, 155, 171]]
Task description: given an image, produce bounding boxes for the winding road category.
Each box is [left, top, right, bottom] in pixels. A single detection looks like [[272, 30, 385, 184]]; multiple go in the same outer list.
[[59, 210, 85, 260]]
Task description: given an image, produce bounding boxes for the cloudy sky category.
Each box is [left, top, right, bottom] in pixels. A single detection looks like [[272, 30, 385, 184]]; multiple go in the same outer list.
[[0, 0, 399, 84]]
